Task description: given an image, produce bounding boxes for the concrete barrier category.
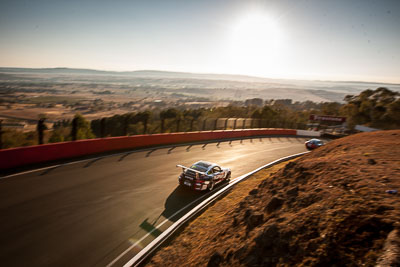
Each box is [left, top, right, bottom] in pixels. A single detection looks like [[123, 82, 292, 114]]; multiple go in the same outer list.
[[0, 129, 297, 170]]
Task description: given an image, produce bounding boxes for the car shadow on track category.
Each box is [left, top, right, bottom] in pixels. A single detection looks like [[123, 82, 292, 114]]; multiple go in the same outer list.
[[161, 186, 204, 222], [137, 186, 204, 237], [139, 218, 163, 238], [160, 180, 229, 223]]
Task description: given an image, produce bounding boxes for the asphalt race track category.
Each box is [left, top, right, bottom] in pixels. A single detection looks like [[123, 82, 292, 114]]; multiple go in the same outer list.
[[0, 136, 311, 267]]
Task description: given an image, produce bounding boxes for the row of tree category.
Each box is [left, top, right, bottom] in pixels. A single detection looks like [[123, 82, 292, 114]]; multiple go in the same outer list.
[[1, 87, 399, 149], [342, 87, 400, 129]]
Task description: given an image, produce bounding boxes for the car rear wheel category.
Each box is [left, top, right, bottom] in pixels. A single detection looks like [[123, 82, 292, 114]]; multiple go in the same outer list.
[[208, 181, 215, 191]]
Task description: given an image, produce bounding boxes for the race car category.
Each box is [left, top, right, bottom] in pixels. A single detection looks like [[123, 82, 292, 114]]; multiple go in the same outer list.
[[177, 161, 231, 191], [305, 138, 324, 150]]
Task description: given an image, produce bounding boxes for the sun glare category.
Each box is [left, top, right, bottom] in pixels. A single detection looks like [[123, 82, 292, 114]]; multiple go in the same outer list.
[[228, 11, 283, 76]]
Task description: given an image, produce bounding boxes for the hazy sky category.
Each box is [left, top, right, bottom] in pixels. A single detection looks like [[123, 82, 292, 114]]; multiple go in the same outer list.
[[1, 0, 399, 83]]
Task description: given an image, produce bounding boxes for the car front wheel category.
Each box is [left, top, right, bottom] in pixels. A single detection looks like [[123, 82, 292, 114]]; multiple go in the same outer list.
[[225, 172, 231, 182]]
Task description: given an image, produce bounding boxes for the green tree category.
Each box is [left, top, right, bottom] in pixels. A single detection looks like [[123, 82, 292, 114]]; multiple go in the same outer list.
[[183, 109, 203, 131], [260, 105, 278, 127], [251, 109, 262, 128], [387, 99, 400, 123], [342, 87, 400, 129], [321, 102, 341, 116], [137, 111, 151, 134], [160, 108, 179, 133], [48, 130, 65, 143], [2, 129, 37, 148], [73, 113, 95, 140]]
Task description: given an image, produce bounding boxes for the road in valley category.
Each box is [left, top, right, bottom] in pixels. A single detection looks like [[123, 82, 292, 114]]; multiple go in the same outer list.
[[0, 136, 310, 266]]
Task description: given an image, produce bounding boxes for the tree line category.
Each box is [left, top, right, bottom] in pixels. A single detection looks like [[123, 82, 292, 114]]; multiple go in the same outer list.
[[1, 87, 399, 149]]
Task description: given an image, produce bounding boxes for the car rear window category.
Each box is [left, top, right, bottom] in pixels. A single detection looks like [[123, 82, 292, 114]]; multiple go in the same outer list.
[[191, 162, 211, 172]]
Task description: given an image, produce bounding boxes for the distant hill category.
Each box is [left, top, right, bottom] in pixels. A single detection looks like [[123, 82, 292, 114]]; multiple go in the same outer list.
[[2, 67, 398, 86], [0, 67, 282, 83], [1, 67, 399, 102], [0, 67, 110, 75]]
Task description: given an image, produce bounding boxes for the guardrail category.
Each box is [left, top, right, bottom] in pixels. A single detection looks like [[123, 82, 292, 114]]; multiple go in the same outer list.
[[0, 128, 301, 170], [123, 151, 309, 267], [0, 128, 319, 170]]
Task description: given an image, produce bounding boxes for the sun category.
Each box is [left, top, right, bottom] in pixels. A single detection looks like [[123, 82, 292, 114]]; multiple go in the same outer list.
[[228, 11, 283, 76]]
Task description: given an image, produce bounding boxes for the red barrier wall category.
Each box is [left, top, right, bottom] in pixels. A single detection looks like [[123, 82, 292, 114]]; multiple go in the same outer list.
[[0, 129, 296, 170]]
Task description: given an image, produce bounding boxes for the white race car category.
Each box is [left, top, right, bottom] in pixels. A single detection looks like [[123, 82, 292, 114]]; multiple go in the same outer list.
[[177, 161, 231, 191], [305, 138, 324, 150]]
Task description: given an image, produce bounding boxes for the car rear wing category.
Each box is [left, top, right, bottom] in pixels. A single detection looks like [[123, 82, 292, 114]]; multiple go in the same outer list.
[[176, 164, 207, 175]]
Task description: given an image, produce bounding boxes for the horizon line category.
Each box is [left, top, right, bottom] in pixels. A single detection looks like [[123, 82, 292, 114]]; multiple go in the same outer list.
[[0, 65, 399, 86]]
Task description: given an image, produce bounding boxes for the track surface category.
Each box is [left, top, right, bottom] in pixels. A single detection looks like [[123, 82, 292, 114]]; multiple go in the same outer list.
[[0, 136, 310, 267]]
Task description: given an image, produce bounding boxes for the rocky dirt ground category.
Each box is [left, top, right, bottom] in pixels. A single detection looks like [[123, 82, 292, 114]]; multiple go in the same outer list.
[[146, 130, 400, 267]]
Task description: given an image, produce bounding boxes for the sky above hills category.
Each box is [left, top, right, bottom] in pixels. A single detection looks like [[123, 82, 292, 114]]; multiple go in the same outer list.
[[1, 0, 399, 83]]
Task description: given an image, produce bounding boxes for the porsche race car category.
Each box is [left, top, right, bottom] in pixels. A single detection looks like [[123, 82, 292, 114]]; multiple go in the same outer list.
[[177, 161, 231, 191]]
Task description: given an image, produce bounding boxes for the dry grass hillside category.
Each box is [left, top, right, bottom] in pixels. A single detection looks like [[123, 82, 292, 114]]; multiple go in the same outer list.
[[146, 130, 400, 267]]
